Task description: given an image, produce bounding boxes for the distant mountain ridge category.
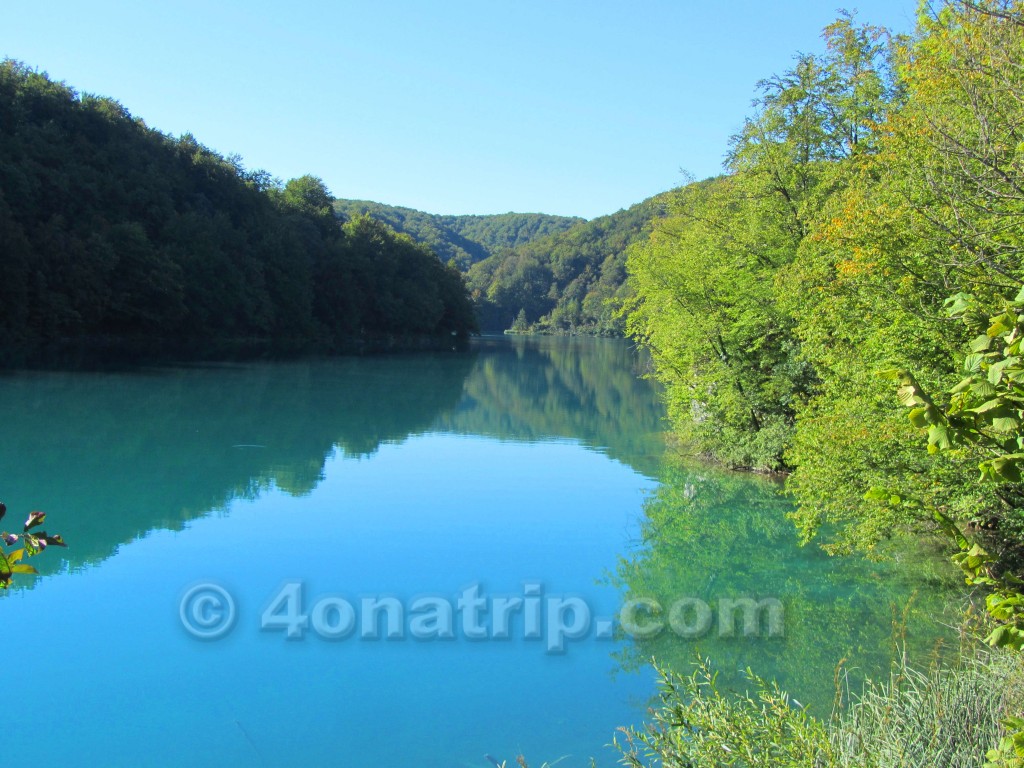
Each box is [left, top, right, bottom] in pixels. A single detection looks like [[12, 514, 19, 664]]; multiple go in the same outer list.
[[333, 199, 583, 270], [466, 192, 671, 334], [337, 193, 672, 336]]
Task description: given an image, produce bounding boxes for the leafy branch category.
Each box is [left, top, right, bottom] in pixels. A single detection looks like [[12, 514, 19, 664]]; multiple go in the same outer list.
[[880, 286, 1024, 653], [0, 502, 66, 589]]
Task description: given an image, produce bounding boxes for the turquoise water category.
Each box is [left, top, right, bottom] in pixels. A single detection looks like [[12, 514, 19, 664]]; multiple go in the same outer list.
[[0, 337, 958, 767]]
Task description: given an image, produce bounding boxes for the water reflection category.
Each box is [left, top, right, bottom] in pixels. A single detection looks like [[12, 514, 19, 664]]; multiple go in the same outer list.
[[0, 337, 665, 580], [0, 337, 966, 767], [0, 354, 474, 573], [612, 458, 964, 712], [443, 336, 664, 476]]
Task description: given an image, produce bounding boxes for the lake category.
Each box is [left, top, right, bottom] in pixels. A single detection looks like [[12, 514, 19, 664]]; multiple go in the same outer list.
[[0, 336, 959, 767]]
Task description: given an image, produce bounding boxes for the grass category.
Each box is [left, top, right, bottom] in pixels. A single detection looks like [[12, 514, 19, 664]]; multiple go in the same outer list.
[[613, 643, 1024, 768]]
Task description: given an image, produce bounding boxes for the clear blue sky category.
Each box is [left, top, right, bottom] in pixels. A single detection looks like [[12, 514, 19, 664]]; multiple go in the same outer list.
[[4, 1, 918, 219]]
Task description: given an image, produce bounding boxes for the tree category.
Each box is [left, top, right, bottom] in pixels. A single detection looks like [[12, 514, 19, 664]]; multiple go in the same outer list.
[[784, 0, 1024, 553], [282, 175, 334, 219], [625, 13, 894, 471]]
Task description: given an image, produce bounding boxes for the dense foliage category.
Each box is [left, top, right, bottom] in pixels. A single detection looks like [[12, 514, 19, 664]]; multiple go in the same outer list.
[[333, 197, 664, 336], [333, 199, 582, 271], [622, 2, 1024, 764], [624, 1, 1024, 557], [467, 194, 667, 334], [625, 11, 896, 472], [0, 61, 476, 360]]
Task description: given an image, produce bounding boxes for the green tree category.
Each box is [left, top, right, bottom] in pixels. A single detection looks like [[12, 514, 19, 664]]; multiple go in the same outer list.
[[784, 0, 1024, 553]]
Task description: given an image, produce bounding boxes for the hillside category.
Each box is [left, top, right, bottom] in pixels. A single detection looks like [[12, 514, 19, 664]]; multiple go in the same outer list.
[[333, 199, 582, 270], [0, 61, 476, 360], [466, 192, 671, 334]]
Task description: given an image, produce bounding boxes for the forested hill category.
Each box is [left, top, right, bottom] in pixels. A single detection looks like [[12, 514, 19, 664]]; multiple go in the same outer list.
[[466, 192, 670, 335], [0, 61, 476, 361], [332, 199, 582, 270]]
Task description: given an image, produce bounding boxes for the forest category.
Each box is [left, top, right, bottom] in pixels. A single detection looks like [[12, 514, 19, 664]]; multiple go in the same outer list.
[[617, 2, 1024, 765], [0, 61, 477, 361], [336, 193, 668, 336], [4, 0, 1024, 761], [332, 199, 582, 271]]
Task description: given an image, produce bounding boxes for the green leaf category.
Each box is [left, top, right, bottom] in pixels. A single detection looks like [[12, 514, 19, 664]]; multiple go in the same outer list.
[[1014, 285, 1024, 303], [10, 564, 37, 575], [988, 313, 1015, 337], [908, 407, 930, 428], [897, 385, 925, 407], [970, 334, 993, 352], [990, 456, 1023, 483], [944, 292, 974, 316], [988, 357, 1019, 386], [970, 398, 1007, 414], [933, 510, 969, 550], [950, 376, 973, 394], [970, 380, 998, 398], [988, 625, 1010, 647], [991, 415, 1021, 433], [963, 353, 985, 373], [927, 423, 952, 452]]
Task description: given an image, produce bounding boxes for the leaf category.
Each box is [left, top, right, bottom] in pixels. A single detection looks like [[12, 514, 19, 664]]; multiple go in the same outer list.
[[970, 380, 997, 398], [988, 313, 1015, 337], [970, 334, 993, 352], [970, 398, 1008, 414], [927, 423, 952, 452], [989, 456, 1023, 483], [908, 407, 930, 428], [963, 353, 985, 373], [23, 511, 45, 532], [950, 377, 973, 394], [988, 357, 1019, 386], [944, 292, 974, 316], [1015, 285, 1024, 303], [897, 385, 925, 407], [10, 564, 37, 575], [933, 510, 969, 550], [991, 416, 1021, 433], [988, 625, 1010, 647]]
